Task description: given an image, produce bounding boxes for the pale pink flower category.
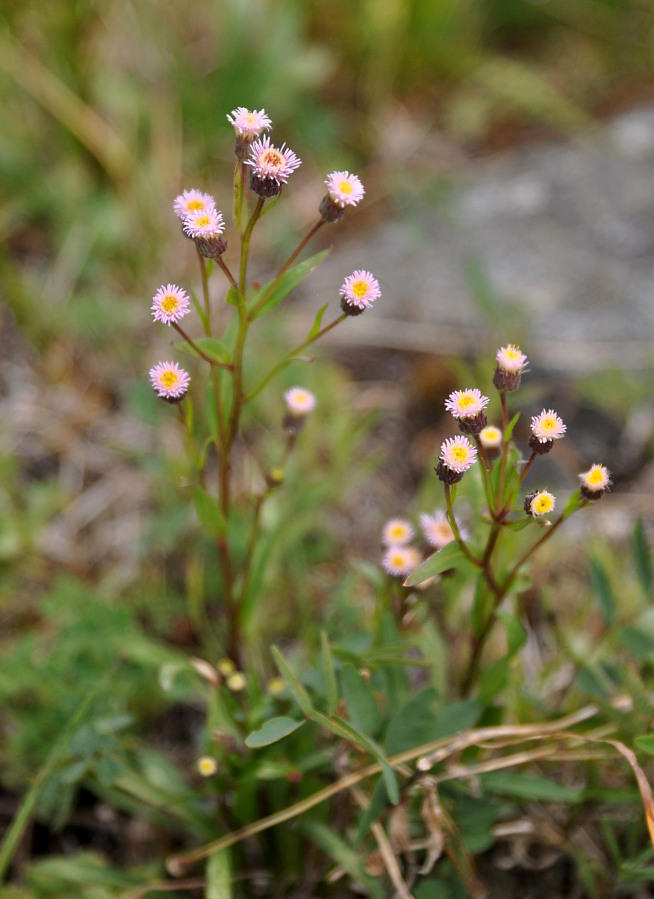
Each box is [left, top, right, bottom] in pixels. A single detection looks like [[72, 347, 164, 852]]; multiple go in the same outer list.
[[340, 270, 381, 312], [246, 136, 301, 185], [182, 207, 225, 240], [149, 361, 190, 400], [445, 389, 490, 420], [324, 171, 365, 208], [151, 283, 191, 326], [439, 436, 478, 473], [284, 387, 316, 416], [226, 107, 272, 139], [496, 344, 528, 373], [382, 545, 421, 578], [173, 189, 216, 221], [381, 518, 415, 547], [530, 409, 566, 443], [420, 510, 466, 549]]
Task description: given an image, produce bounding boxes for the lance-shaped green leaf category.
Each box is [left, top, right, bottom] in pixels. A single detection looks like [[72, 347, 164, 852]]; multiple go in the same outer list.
[[192, 487, 227, 540], [249, 250, 329, 320], [245, 716, 304, 748], [404, 540, 476, 587], [271, 646, 312, 715], [306, 303, 328, 340]]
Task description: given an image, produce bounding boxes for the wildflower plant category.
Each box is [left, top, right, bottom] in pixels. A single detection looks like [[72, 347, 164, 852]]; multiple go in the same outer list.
[[406, 343, 612, 694], [148, 107, 375, 666], [67, 108, 649, 899]]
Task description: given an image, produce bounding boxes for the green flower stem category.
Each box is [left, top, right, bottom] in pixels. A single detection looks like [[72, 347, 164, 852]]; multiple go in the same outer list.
[[474, 437, 496, 511], [233, 161, 245, 237], [239, 197, 265, 294], [443, 485, 482, 572], [171, 322, 234, 371], [177, 404, 203, 481], [197, 251, 212, 336], [500, 513, 567, 596], [248, 218, 326, 321], [244, 312, 347, 404], [494, 392, 511, 518]]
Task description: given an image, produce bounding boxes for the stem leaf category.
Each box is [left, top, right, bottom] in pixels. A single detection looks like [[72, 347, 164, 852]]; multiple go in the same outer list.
[[633, 518, 653, 595], [206, 849, 232, 899], [249, 250, 329, 320], [271, 646, 312, 716], [192, 486, 227, 540], [307, 303, 328, 340], [404, 541, 475, 587]]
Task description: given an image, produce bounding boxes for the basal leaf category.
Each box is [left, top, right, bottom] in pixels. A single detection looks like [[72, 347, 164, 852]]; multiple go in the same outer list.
[[404, 541, 473, 587]]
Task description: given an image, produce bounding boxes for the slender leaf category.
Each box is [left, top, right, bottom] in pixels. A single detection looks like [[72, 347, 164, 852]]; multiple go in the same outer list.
[[301, 820, 385, 899], [404, 541, 474, 587], [307, 303, 328, 340], [481, 770, 582, 802], [633, 518, 653, 596], [271, 646, 312, 715], [249, 250, 329, 320], [192, 487, 226, 540], [320, 631, 338, 717], [504, 411, 521, 442], [589, 555, 616, 625], [245, 717, 304, 748]]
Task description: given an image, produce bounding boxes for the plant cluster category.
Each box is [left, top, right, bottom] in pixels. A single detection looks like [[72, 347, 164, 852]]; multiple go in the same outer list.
[[2, 106, 654, 899]]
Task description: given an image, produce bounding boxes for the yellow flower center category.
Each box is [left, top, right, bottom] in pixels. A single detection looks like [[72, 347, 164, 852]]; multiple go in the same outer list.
[[338, 179, 353, 194], [389, 525, 407, 540], [187, 199, 204, 212], [588, 468, 604, 485], [533, 494, 553, 514], [160, 370, 180, 389], [452, 446, 468, 462], [459, 395, 475, 409], [261, 149, 284, 168], [161, 294, 179, 313], [541, 416, 557, 432], [195, 214, 211, 227], [351, 279, 368, 297]]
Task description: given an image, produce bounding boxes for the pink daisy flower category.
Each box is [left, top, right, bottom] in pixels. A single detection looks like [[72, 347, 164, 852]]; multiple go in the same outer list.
[[246, 136, 302, 186], [439, 436, 478, 473], [382, 545, 421, 578], [182, 207, 225, 240], [419, 510, 465, 549], [494, 344, 528, 392], [381, 518, 415, 547], [284, 387, 316, 416], [496, 344, 528, 373], [340, 270, 381, 315], [151, 283, 191, 326], [173, 189, 216, 221], [149, 361, 191, 401], [226, 107, 272, 139], [530, 409, 566, 443], [445, 389, 490, 419], [325, 172, 365, 208]]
